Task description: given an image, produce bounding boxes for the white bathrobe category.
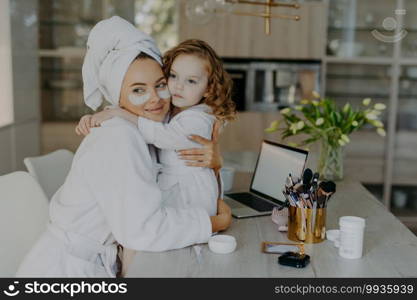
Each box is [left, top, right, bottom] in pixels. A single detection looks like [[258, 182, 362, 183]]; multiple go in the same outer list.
[[138, 104, 219, 217], [16, 117, 211, 277]]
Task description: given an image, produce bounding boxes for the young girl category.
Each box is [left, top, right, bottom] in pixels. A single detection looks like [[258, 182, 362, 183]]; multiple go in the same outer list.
[[81, 39, 236, 217]]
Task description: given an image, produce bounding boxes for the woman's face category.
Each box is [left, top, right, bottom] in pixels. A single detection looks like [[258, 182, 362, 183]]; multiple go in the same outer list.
[[119, 58, 171, 122]]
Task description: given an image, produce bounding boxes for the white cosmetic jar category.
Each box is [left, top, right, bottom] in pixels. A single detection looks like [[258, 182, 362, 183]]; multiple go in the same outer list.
[[326, 229, 340, 247], [208, 235, 237, 254]]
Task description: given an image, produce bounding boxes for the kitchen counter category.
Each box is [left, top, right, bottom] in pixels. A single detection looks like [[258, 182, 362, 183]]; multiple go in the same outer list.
[[126, 173, 417, 277]]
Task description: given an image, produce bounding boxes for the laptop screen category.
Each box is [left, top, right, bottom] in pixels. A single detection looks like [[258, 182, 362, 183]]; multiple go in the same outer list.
[[250, 141, 308, 203]]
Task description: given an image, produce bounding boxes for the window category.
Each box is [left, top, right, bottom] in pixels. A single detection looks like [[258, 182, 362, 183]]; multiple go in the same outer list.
[[134, 0, 178, 53], [0, 0, 14, 127]]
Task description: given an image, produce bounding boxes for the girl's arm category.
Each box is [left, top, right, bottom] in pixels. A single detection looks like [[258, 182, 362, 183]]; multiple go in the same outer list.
[[137, 112, 213, 150], [90, 106, 139, 126], [75, 107, 139, 136], [105, 106, 139, 125]]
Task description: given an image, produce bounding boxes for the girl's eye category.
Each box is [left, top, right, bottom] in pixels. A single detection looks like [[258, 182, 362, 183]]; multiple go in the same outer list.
[[133, 87, 146, 94], [188, 79, 197, 84], [169, 73, 176, 79], [156, 82, 167, 89]]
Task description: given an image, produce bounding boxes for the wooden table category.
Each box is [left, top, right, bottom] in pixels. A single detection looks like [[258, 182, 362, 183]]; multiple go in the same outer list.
[[126, 173, 417, 277]]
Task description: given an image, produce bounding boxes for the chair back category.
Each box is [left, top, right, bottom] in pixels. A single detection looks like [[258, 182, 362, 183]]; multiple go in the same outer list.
[[24, 149, 74, 200], [0, 171, 49, 276]]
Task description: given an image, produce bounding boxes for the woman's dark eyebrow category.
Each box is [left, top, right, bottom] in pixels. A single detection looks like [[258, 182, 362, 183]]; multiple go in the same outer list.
[[129, 82, 146, 87], [130, 76, 165, 87], [155, 76, 166, 83]]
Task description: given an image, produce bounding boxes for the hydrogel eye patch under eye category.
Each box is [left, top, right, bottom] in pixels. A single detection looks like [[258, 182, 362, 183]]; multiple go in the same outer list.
[[128, 89, 171, 106], [128, 93, 150, 105], [157, 88, 171, 99]]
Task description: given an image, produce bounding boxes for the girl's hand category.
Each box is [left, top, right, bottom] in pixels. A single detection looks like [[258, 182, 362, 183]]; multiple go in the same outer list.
[[90, 109, 117, 127], [177, 121, 223, 172], [75, 109, 120, 136], [75, 114, 93, 136]]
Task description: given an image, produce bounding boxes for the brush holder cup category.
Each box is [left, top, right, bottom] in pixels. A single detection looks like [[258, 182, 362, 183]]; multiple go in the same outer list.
[[287, 206, 326, 244]]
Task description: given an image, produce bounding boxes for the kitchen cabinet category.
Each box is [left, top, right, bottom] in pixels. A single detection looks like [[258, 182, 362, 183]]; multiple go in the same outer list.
[[322, 0, 417, 224], [38, 0, 135, 122], [178, 0, 327, 59]]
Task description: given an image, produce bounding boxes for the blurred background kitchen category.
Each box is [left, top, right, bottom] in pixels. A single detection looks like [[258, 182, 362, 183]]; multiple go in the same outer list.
[[0, 0, 416, 234]]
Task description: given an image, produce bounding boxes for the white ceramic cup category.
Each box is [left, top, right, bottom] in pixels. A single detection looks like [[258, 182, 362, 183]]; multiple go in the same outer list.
[[220, 166, 235, 192], [338, 216, 366, 259]]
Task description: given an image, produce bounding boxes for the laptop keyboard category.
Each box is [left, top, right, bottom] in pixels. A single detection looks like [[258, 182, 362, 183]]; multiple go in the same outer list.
[[226, 192, 275, 212]]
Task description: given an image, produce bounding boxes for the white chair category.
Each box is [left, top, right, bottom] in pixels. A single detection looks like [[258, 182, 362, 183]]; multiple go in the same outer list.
[[24, 149, 74, 200], [0, 171, 49, 276]]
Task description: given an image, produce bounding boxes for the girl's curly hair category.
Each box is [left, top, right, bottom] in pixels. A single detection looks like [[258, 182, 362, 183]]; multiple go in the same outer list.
[[163, 39, 236, 122]]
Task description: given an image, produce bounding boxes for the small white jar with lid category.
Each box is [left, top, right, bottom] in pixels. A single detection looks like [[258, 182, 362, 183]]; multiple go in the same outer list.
[[338, 216, 366, 259]]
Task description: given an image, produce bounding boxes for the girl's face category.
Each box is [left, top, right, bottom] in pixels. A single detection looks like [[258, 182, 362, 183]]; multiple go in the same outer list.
[[119, 58, 171, 122], [168, 54, 209, 110]]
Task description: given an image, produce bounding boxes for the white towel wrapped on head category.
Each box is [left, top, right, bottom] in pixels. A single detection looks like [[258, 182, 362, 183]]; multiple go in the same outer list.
[[82, 16, 162, 110]]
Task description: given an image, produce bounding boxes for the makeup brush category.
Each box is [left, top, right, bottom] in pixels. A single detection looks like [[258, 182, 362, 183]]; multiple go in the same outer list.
[[324, 181, 336, 207], [316, 188, 326, 208], [281, 189, 293, 208], [310, 172, 320, 203], [293, 182, 304, 193], [320, 181, 336, 194], [302, 168, 313, 192], [288, 173, 295, 186], [318, 181, 336, 207], [311, 172, 319, 189]]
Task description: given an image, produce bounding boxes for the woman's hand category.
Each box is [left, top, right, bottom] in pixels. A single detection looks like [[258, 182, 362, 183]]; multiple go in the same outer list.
[[75, 114, 93, 136], [177, 121, 223, 172], [210, 198, 232, 233]]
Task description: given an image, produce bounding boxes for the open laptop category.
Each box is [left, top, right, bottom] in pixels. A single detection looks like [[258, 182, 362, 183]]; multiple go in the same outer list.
[[224, 140, 308, 218]]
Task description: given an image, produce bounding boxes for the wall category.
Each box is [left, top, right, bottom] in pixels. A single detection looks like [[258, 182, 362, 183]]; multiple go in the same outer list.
[[179, 0, 327, 59], [0, 0, 40, 175]]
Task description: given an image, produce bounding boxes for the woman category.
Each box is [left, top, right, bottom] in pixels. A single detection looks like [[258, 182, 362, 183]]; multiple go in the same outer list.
[[16, 16, 231, 278]]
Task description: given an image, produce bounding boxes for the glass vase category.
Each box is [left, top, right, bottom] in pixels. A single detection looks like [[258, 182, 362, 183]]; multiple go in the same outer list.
[[318, 140, 344, 181]]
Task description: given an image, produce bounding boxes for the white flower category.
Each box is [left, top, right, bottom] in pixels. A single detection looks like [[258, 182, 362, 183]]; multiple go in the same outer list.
[[374, 103, 386, 110], [315, 118, 324, 126], [377, 128, 386, 137], [290, 123, 298, 134], [294, 105, 303, 111], [362, 98, 372, 106], [312, 91, 321, 99], [297, 121, 305, 130], [341, 134, 350, 143], [371, 120, 384, 128], [352, 120, 359, 127], [280, 108, 291, 115], [366, 112, 378, 120], [343, 103, 350, 113], [338, 139, 346, 146], [270, 120, 280, 128], [265, 120, 280, 132], [312, 100, 319, 106], [300, 99, 310, 105]]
